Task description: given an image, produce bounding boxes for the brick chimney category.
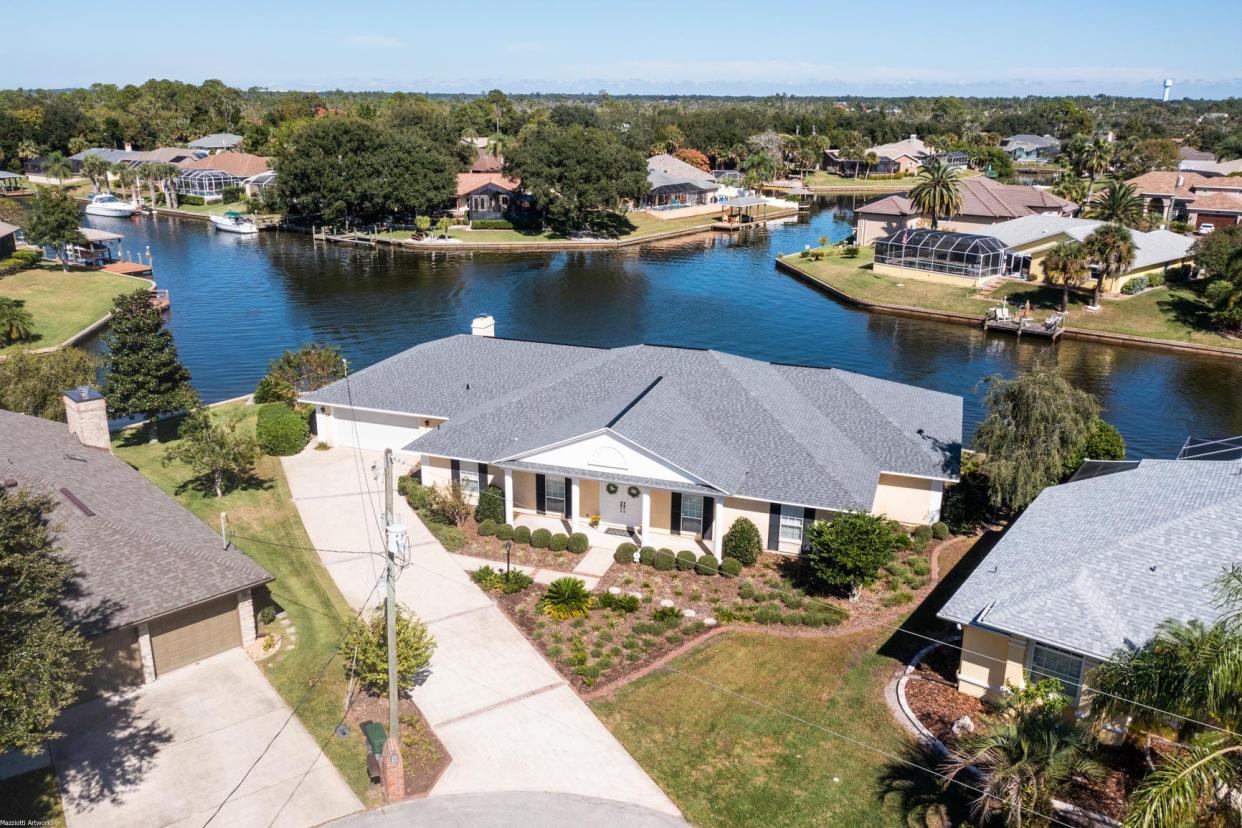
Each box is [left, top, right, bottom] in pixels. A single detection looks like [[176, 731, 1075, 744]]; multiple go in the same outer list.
[[471, 314, 495, 337], [63, 387, 111, 452]]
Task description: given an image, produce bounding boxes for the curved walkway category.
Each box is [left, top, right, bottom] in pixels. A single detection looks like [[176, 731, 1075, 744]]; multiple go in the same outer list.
[[328, 791, 688, 828], [281, 446, 680, 818]]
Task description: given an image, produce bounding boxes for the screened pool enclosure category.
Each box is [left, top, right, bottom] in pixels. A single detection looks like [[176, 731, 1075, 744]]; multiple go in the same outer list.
[[874, 229, 1007, 279], [174, 169, 238, 201]]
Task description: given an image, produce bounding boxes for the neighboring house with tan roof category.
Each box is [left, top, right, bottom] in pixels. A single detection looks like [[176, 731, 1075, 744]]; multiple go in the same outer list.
[[1127, 170, 1242, 230], [470, 152, 504, 173], [865, 135, 932, 175], [0, 399, 271, 699], [855, 177, 1076, 245], [454, 172, 523, 220]]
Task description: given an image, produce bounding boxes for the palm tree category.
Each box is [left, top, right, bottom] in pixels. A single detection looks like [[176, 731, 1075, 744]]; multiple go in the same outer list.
[[1083, 223, 1136, 307], [138, 162, 162, 210], [1042, 241, 1090, 312], [941, 708, 1102, 828], [1051, 176, 1089, 211], [81, 154, 110, 194], [43, 151, 72, 187], [111, 162, 138, 205], [908, 160, 963, 229], [1081, 137, 1113, 203], [0, 299, 34, 344], [142, 161, 180, 209], [1088, 180, 1144, 228]]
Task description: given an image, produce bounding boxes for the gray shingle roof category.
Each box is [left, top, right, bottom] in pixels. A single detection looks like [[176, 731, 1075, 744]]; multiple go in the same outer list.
[[308, 336, 962, 510], [981, 215, 1194, 270], [939, 460, 1242, 661], [188, 133, 243, 149], [0, 411, 271, 636], [646, 154, 719, 192]]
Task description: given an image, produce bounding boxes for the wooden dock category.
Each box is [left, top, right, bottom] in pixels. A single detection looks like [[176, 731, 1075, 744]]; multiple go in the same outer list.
[[148, 288, 170, 312], [983, 315, 1064, 340], [102, 260, 153, 276]]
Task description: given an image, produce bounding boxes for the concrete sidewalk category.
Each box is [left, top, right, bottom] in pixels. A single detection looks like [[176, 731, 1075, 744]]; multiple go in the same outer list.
[[329, 791, 687, 827], [282, 446, 680, 817]]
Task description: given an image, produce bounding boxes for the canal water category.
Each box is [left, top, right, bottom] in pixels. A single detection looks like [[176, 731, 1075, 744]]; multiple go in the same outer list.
[[83, 196, 1242, 459]]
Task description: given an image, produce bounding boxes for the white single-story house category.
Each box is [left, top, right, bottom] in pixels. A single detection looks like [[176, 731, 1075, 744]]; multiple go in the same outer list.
[[938, 456, 1242, 729], [302, 318, 963, 556], [0, 398, 271, 700]]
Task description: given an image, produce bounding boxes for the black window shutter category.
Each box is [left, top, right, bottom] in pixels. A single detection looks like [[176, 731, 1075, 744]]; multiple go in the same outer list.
[[767, 502, 781, 550], [535, 474, 546, 514], [703, 496, 715, 540], [670, 492, 682, 535], [803, 506, 816, 527], [563, 477, 573, 519], [478, 463, 489, 487], [450, 458, 460, 484]]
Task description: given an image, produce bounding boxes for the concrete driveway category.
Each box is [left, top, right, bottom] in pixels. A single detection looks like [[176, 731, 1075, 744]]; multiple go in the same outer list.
[[282, 446, 680, 818], [329, 792, 687, 827], [50, 649, 361, 828]]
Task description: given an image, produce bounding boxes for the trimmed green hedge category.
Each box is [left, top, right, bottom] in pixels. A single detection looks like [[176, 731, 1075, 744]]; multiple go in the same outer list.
[[513, 525, 531, 544], [549, 532, 569, 552], [478, 519, 497, 536], [495, 523, 514, 540], [614, 542, 638, 564], [471, 219, 514, 230], [255, 402, 310, 456], [652, 548, 675, 571], [719, 557, 743, 578], [932, 521, 950, 540], [695, 553, 719, 576], [179, 194, 205, 206]]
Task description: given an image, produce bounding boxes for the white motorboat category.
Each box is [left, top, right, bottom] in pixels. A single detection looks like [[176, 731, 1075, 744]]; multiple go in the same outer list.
[[84, 193, 138, 218], [210, 211, 259, 234]]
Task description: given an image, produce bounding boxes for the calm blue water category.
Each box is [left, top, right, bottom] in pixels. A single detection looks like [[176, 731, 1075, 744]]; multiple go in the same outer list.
[[84, 198, 1242, 459]]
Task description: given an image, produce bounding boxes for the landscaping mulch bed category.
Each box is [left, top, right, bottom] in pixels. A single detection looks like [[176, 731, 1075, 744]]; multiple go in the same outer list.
[[1064, 743, 1147, 821], [344, 692, 450, 799], [450, 518, 585, 572]]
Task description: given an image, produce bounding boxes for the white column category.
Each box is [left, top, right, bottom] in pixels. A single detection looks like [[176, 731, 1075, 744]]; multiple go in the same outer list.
[[419, 454, 429, 487], [503, 467, 514, 526], [570, 478, 581, 530], [712, 498, 724, 556], [640, 488, 651, 544], [237, 589, 256, 648], [138, 622, 156, 683]]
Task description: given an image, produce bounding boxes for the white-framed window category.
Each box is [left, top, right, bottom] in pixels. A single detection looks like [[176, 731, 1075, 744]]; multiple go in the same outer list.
[[459, 466, 480, 496], [545, 477, 566, 515], [680, 495, 704, 536], [1029, 642, 1084, 698], [779, 504, 804, 543]]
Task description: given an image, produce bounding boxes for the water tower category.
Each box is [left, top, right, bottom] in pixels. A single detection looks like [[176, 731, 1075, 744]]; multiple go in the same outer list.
[[1162, 78, 1174, 102]]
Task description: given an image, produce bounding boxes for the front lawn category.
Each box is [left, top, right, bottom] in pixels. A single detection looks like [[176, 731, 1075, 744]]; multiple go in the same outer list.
[[802, 171, 915, 190], [0, 266, 146, 354], [590, 535, 989, 828], [376, 211, 720, 246], [113, 403, 376, 802], [783, 251, 1242, 352], [0, 767, 66, 827]]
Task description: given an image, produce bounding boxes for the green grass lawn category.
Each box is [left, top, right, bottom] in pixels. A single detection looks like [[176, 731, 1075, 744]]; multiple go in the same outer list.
[[113, 403, 376, 803], [0, 767, 66, 827], [162, 200, 257, 217], [783, 251, 1242, 351], [802, 171, 915, 190], [376, 211, 721, 245], [0, 266, 147, 354]]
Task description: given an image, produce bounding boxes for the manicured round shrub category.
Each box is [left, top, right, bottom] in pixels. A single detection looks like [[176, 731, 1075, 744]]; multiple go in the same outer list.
[[531, 528, 552, 549], [719, 557, 743, 578], [912, 524, 933, 543], [910, 533, 929, 553], [652, 548, 675, 571], [675, 550, 696, 571], [639, 546, 656, 566], [567, 533, 588, 554], [477, 519, 497, 536], [549, 532, 569, 552], [474, 484, 506, 524], [721, 517, 762, 566], [495, 523, 514, 541], [257, 605, 277, 625], [513, 525, 532, 545], [255, 402, 310, 456], [931, 521, 950, 540], [614, 545, 636, 565], [695, 554, 719, 576]]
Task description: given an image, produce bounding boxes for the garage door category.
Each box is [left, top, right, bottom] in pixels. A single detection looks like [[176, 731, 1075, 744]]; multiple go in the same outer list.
[[329, 407, 423, 452], [81, 626, 144, 698], [149, 596, 240, 676]]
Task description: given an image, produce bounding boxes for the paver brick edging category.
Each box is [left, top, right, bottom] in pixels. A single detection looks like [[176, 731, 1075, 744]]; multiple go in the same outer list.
[[776, 256, 1242, 362]]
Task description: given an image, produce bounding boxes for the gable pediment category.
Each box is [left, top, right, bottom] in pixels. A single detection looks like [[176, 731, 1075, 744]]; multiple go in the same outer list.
[[508, 431, 699, 485]]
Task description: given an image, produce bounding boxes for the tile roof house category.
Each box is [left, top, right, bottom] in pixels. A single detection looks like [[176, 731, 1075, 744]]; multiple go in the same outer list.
[[454, 172, 523, 220], [178, 151, 272, 179], [302, 320, 963, 557], [642, 154, 720, 209], [1176, 146, 1216, 163], [855, 177, 1076, 245], [0, 399, 270, 698], [1127, 170, 1242, 231], [939, 458, 1242, 711], [470, 152, 504, 173]]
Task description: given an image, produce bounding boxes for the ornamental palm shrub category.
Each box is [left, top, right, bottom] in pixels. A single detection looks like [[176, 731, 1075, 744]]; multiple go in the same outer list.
[[695, 553, 719, 576], [539, 577, 592, 619], [908, 159, 963, 228], [722, 517, 762, 566], [342, 605, 436, 694], [531, 528, 552, 549], [474, 484, 505, 524], [941, 708, 1102, 828], [0, 299, 34, 345], [675, 550, 696, 571], [567, 533, 588, 553]]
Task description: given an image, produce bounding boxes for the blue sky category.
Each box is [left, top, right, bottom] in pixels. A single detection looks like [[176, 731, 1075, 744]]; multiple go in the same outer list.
[[13, 0, 1242, 98]]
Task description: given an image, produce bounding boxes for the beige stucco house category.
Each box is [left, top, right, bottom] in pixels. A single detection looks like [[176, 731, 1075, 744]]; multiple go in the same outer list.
[[939, 457, 1242, 732], [303, 318, 963, 556]]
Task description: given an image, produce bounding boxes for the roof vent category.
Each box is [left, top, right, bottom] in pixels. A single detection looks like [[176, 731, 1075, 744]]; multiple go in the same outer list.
[[59, 487, 95, 517], [2, 478, 17, 489]]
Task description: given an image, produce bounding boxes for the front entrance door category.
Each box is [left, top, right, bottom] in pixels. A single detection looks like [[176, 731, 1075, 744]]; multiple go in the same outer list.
[[599, 486, 636, 529]]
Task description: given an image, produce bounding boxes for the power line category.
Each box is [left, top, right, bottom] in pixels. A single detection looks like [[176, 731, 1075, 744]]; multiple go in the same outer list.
[[201, 572, 383, 827]]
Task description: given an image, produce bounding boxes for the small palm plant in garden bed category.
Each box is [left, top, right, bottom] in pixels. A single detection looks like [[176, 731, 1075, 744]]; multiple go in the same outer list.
[[538, 577, 593, 619]]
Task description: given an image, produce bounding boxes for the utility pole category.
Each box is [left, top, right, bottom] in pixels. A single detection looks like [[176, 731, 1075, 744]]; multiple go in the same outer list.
[[381, 447, 407, 800]]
